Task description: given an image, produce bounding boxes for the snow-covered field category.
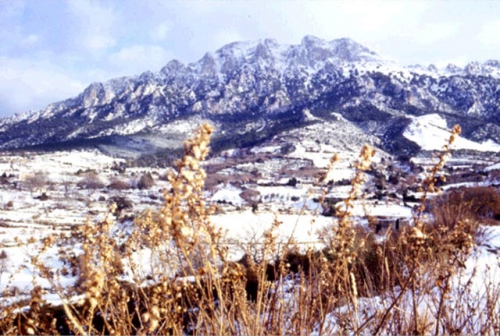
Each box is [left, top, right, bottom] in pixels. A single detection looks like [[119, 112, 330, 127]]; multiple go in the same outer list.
[[404, 113, 500, 151], [0, 145, 500, 334]]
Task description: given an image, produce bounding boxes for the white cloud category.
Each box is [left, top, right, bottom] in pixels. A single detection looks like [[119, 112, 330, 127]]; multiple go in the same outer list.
[[336, 0, 429, 34], [212, 30, 245, 50], [476, 20, 500, 49], [287, 0, 426, 41], [150, 22, 172, 42], [411, 22, 459, 44], [66, 0, 117, 52], [85, 35, 116, 52], [20, 34, 40, 47], [0, 57, 85, 116], [107, 45, 174, 75]]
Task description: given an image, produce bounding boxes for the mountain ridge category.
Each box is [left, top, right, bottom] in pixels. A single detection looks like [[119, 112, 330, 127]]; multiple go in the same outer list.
[[1, 36, 500, 160]]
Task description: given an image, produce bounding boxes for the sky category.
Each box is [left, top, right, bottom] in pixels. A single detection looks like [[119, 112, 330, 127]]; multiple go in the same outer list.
[[1, 0, 500, 118]]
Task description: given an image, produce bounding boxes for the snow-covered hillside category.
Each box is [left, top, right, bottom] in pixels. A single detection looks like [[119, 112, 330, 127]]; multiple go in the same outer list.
[[404, 114, 500, 151]]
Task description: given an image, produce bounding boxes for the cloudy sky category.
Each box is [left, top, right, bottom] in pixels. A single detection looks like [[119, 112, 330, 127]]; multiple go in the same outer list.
[[1, 0, 499, 118]]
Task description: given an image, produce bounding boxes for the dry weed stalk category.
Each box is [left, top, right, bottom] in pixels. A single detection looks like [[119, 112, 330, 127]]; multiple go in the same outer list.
[[414, 124, 461, 228], [1, 123, 500, 335]]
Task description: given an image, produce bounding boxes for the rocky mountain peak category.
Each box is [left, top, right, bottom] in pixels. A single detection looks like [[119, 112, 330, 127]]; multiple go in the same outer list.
[[445, 63, 462, 74], [2, 35, 500, 160], [329, 37, 380, 62], [427, 64, 438, 73], [301, 35, 327, 47], [484, 59, 500, 68], [80, 82, 106, 109], [465, 61, 481, 75], [298, 36, 381, 64], [199, 52, 218, 75], [160, 59, 186, 76]]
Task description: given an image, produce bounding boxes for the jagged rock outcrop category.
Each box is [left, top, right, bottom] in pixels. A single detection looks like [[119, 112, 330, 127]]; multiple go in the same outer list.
[[1, 36, 500, 158]]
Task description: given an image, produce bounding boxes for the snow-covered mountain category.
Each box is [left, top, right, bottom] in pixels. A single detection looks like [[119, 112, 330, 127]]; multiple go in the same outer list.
[[1, 35, 500, 159]]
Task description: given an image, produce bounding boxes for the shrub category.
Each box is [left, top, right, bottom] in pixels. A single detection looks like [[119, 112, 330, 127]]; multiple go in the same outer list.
[[23, 172, 50, 193], [2, 123, 500, 335], [455, 187, 500, 219], [75, 168, 97, 176], [34, 192, 50, 201], [109, 196, 133, 216], [239, 188, 260, 204], [429, 186, 500, 224], [137, 173, 155, 190], [286, 177, 298, 187], [107, 178, 131, 190], [77, 172, 105, 190]]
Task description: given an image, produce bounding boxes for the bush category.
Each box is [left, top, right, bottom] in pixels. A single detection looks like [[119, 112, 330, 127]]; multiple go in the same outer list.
[[430, 186, 500, 223], [2, 124, 499, 335], [286, 177, 298, 187], [34, 192, 50, 201], [109, 196, 133, 215], [23, 172, 50, 193], [107, 178, 131, 190], [77, 172, 105, 190], [137, 173, 155, 190], [239, 188, 260, 204]]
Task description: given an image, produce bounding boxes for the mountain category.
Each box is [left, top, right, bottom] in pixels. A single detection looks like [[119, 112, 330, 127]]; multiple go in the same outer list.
[[2, 35, 500, 161]]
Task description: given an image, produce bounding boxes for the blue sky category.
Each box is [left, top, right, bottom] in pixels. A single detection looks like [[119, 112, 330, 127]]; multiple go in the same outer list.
[[1, 0, 500, 118]]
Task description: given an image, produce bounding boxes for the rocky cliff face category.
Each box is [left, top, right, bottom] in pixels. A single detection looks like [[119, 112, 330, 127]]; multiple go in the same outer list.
[[1, 36, 500, 158]]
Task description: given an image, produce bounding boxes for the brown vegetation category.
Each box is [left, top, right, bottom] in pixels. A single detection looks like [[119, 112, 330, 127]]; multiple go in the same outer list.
[[23, 172, 51, 193], [0, 124, 499, 335], [76, 172, 105, 190], [433, 186, 500, 222], [137, 173, 155, 190], [107, 178, 131, 190]]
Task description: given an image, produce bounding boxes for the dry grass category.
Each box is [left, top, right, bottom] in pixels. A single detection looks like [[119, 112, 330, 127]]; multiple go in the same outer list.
[[0, 123, 499, 335]]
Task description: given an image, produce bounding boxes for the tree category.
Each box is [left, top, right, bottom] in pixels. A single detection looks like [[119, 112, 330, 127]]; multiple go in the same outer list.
[[77, 172, 105, 190], [23, 172, 50, 194]]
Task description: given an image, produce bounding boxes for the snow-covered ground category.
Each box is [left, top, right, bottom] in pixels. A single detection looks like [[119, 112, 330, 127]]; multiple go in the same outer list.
[[336, 200, 413, 218], [404, 114, 500, 151], [210, 183, 245, 206], [485, 161, 500, 172], [0, 144, 499, 335], [309, 224, 500, 335]]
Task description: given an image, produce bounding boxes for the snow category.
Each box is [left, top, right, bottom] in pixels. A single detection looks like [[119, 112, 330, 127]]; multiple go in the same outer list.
[[0, 140, 499, 327], [442, 181, 490, 191], [324, 168, 356, 183], [210, 184, 244, 206], [336, 200, 413, 218], [0, 243, 78, 294], [256, 185, 324, 212], [289, 143, 351, 169], [212, 210, 333, 259], [404, 114, 500, 151], [250, 145, 282, 154], [485, 162, 500, 172], [310, 224, 500, 335], [97, 118, 155, 137]]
